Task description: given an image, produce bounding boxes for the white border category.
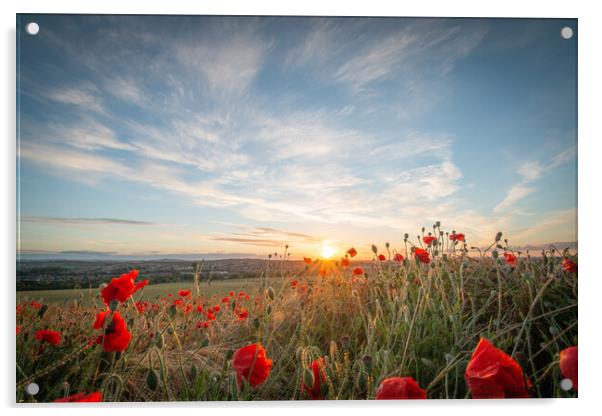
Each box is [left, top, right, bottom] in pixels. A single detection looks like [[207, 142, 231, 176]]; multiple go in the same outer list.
[[3, 1, 601, 415]]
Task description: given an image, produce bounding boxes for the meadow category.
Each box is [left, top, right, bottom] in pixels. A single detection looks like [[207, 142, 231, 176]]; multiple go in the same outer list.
[[15, 225, 578, 402]]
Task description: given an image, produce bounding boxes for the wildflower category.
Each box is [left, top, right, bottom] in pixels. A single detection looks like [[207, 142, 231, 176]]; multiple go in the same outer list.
[[503, 253, 517, 267], [196, 305, 204, 313], [95, 311, 131, 353], [222, 297, 231, 304], [341, 257, 350, 267], [196, 321, 210, 329], [290, 280, 299, 288], [232, 343, 273, 388], [303, 257, 313, 265], [53, 391, 102, 402], [236, 308, 249, 321], [352, 267, 364, 275], [35, 329, 61, 346], [135, 301, 147, 314], [561, 258, 577, 273], [178, 289, 191, 297], [559, 346, 578, 391], [92, 310, 111, 329], [375, 377, 427, 400], [347, 247, 358, 258], [100, 269, 148, 305], [378, 254, 387, 261], [414, 248, 430, 264], [450, 233, 465, 242], [465, 338, 530, 398], [229, 291, 235, 297], [423, 236, 437, 246], [394, 253, 404, 262], [302, 358, 326, 400], [206, 311, 216, 321]]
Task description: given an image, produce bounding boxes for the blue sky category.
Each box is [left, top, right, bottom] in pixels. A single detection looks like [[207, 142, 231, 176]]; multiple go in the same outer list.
[[17, 15, 577, 259]]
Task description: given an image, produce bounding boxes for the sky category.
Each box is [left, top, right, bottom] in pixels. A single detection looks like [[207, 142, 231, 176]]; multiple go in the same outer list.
[[16, 15, 577, 260]]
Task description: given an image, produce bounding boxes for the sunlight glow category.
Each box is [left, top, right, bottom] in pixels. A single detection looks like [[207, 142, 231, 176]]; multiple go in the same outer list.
[[321, 241, 337, 259]]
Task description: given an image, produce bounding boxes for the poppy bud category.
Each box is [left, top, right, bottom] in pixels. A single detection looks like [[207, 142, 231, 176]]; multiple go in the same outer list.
[[225, 349, 234, 360], [109, 299, 119, 312], [267, 287, 275, 300], [362, 355, 373, 374], [404, 233, 409, 240], [436, 221, 441, 228], [266, 304, 272, 315], [155, 332, 163, 348], [340, 336, 351, 349], [303, 367, 315, 389], [253, 318, 260, 330], [37, 304, 48, 318], [385, 242, 390, 248], [371, 245, 378, 254], [492, 250, 499, 259], [200, 337, 209, 348], [146, 368, 159, 391], [495, 232, 503, 242], [356, 371, 367, 391], [168, 304, 177, 318]]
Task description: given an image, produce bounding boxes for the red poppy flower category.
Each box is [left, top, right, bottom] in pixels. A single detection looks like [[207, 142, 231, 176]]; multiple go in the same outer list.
[[503, 253, 517, 267], [229, 291, 235, 297], [178, 289, 191, 297], [423, 236, 437, 246], [450, 233, 465, 242], [30, 301, 42, 309], [100, 270, 148, 305], [236, 308, 249, 321], [53, 391, 103, 402], [290, 279, 299, 288], [95, 311, 131, 353], [561, 259, 577, 273], [347, 247, 358, 258], [465, 338, 530, 398], [302, 358, 326, 400], [196, 305, 204, 313], [206, 311, 216, 321], [559, 346, 578, 391], [352, 267, 364, 275], [378, 254, 386, 261], [196, 321, 210, 329], [135, 301, 147, 314], [414, 248, 430, 264], [394, 253, 404, 262], [92, 310, 111, 329], [232, 343, 273, 388], [222, 297, 231, 304], [303, 257, 313, 265], [35, 329, 61, 346], [341, 257, 350, 267], [375, 377, 427, 400]]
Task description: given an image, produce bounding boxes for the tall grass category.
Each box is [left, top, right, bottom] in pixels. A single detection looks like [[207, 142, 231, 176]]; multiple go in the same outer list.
[[16, 227, 577, 402]]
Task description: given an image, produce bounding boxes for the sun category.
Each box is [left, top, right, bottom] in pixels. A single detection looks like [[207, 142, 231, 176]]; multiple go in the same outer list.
[[321, 241, 337, 259]]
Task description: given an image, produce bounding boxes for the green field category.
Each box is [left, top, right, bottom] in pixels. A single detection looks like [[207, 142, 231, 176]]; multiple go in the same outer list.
[[17, 278, 276, 306]]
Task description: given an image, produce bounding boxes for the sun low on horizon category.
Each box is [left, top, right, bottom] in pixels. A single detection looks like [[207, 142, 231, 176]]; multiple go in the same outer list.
[[321, 241, 338, 259]]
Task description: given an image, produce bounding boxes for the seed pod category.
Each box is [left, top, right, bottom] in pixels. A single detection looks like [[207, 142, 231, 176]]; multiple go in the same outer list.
[[266, 304, 272, 315], [492, 250, 499, 259], [371, 245, 378, 254], [146, 368, 159, 391], [495, 232, 503, 242], [267, 287, 275, 300]]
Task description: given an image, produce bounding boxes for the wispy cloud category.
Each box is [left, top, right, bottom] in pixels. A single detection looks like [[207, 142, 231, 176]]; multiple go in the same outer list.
[[45, 83, 106, 114], [20, 216, 157, 226], [494, 146, 576, 214]]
